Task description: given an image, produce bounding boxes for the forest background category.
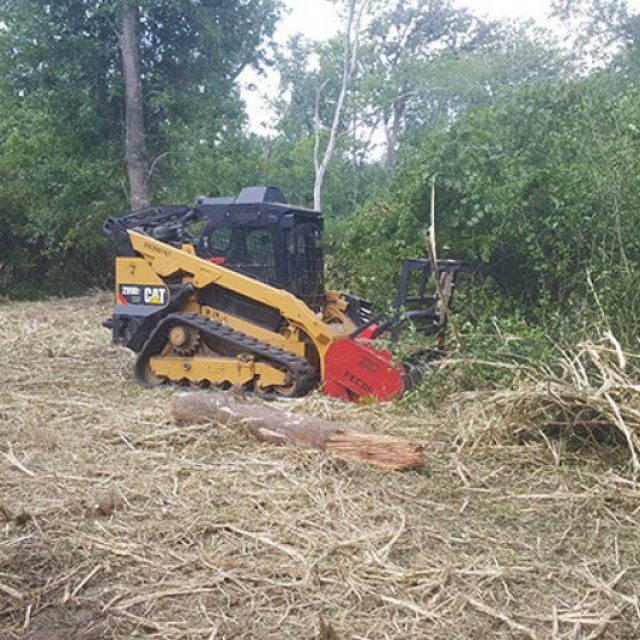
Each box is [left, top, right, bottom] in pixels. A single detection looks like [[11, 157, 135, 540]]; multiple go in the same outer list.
[[0, 0, 638, 351]]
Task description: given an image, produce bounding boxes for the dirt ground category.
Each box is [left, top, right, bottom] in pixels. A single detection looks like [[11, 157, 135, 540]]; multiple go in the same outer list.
[[1, 294, 639, 639]]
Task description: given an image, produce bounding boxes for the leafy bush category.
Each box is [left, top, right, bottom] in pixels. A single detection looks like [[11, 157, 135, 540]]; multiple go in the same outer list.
[[328, 75, 640, 345], [402, 313, 557, 406]]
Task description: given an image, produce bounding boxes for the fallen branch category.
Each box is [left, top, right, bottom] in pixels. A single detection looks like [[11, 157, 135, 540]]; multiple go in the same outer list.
[[1, 444, 36, 477], [169, 390, 423, 471], [0, 582, 24, 603], [467, 596, 537, 639]]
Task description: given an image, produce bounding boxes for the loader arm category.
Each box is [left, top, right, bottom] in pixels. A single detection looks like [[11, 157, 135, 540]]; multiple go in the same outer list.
[[127, 230, 353, 380]]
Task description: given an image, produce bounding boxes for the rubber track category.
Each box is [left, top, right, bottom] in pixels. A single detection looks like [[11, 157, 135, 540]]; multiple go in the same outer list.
[[134, 312, 317, 397]]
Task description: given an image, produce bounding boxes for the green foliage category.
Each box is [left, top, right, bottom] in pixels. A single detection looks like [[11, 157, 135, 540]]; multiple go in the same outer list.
[[0, 0, 282, 143], [408, 313, 557, 405], [394, 24, 574, 159], [154, 134, 267, 205], [0, 0, 282, 297], [271, 1, 571, 211], [0, 94, 123, 297], [325, 202, 423, 307], [329, 73, 640, 344]]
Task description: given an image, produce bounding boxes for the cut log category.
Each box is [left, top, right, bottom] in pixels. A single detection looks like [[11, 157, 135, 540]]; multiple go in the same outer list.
[[169, 390, 424, 471]]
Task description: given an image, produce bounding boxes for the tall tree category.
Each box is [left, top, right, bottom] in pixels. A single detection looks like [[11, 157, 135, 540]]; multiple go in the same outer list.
[[391, 22, 573, 154], [273, 2, 568, 213], [551, 0, 629, 46], [361, 0, 492, 170], [0, 0, 283, 295], [121, 1, 149, 210], [551, 0, 640, 74], [313, 0, 370, 211], [0, 0, 283, 198]]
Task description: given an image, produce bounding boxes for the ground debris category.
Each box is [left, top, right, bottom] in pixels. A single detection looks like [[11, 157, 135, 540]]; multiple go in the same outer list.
[[1, 294, 639, 639]]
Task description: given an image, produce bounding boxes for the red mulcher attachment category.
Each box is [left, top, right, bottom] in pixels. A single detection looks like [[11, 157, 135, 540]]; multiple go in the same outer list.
[[323, 338, 406, 402], [323, 259, 478, 402]]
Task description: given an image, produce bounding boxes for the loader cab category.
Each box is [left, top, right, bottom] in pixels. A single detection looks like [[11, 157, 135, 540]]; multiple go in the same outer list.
[[195, 187, 325, 311]]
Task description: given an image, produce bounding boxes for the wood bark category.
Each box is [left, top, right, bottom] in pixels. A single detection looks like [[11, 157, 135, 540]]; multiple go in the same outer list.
[[384, 117, 398, 173], [384, 93, 408, 172], [121, 1, 149, 210], [170, 390, 424, 471]]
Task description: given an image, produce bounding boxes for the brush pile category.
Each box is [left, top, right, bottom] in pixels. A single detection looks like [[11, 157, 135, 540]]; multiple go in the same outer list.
[[456, 333, 640, 469]]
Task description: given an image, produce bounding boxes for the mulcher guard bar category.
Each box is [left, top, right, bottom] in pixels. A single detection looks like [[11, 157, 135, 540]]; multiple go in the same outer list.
[[347, 259, 478, 346]]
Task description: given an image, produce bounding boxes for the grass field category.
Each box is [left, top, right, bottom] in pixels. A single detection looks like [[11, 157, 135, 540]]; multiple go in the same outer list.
[[1, 294, 639, 639]]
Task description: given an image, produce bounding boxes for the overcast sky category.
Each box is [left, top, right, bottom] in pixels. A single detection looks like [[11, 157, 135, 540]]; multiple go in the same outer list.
[[280, 0, 551, 37], [241, 0, 639, 133]]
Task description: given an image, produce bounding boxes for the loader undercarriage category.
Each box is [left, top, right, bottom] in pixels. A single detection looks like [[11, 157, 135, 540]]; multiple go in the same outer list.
[[134, 312, 318, 397]]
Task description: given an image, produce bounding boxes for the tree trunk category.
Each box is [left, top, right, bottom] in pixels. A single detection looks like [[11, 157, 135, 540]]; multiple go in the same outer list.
[[121, 1, 149, 210], [385, 122, 397, 172], [313, 0, 369, 211], [170, 390, 424, 471], [385, 95, 406, 172]]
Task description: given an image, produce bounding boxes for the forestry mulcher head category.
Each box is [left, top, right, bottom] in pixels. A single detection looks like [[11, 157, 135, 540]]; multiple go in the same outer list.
[[104, 186, 474, 402]]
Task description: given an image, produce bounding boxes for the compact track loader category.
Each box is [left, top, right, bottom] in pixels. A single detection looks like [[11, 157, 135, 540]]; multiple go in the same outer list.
[[104, 186, 471, 402]]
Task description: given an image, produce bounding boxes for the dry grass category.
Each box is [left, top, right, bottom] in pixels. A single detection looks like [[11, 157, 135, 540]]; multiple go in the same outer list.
[[453, 335, 640, 469], [1, 294, 640, 639]]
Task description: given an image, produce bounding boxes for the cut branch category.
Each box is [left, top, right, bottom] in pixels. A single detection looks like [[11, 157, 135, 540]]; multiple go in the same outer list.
[[169, 390, 424, 471]]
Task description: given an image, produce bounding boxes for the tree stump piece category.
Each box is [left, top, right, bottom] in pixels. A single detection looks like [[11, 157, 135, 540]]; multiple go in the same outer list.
[[169, 390, 424, 471]]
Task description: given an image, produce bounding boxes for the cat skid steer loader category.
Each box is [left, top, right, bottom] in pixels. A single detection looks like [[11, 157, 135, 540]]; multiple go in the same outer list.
[[104, 186, 472, 402]]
